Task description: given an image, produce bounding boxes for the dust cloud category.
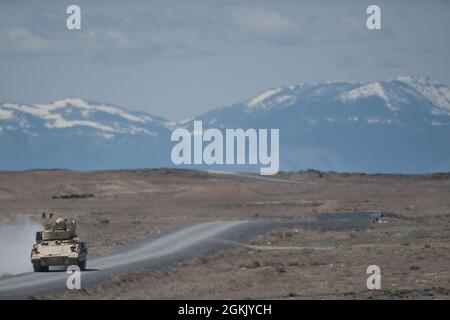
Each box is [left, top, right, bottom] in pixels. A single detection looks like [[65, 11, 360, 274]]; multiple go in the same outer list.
[[0, 219, 42, 276]]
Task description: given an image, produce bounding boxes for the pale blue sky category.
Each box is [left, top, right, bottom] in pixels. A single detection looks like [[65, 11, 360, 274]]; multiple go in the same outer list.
[[0, 0, 449, 120]]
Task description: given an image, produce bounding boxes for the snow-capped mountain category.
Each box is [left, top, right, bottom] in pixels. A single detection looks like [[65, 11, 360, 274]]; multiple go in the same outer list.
[[1, 76, 450, 172], [198, 76, 450, 127], [194, 76, 450, 173], [0, 98, 171, 135], [0, 98, 173, 170]]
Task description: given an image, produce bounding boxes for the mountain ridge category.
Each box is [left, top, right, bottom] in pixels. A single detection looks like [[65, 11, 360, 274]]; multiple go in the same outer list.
[[1, 76, 450, 173]]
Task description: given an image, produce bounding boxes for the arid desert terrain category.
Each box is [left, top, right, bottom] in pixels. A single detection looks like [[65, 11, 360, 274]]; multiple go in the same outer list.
[[0, 169, 449, 299]]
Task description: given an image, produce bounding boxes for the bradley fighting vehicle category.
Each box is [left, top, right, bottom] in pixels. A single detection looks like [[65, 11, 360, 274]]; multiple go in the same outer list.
[[30, 213, 88, 272]]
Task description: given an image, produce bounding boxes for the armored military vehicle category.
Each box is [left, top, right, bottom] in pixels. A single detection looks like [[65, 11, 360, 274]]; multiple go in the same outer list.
[[30, 213, 88, 272]]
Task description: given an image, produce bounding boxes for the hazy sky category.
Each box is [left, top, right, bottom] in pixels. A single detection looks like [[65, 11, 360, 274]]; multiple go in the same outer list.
[[0, 0, 449, 120]]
